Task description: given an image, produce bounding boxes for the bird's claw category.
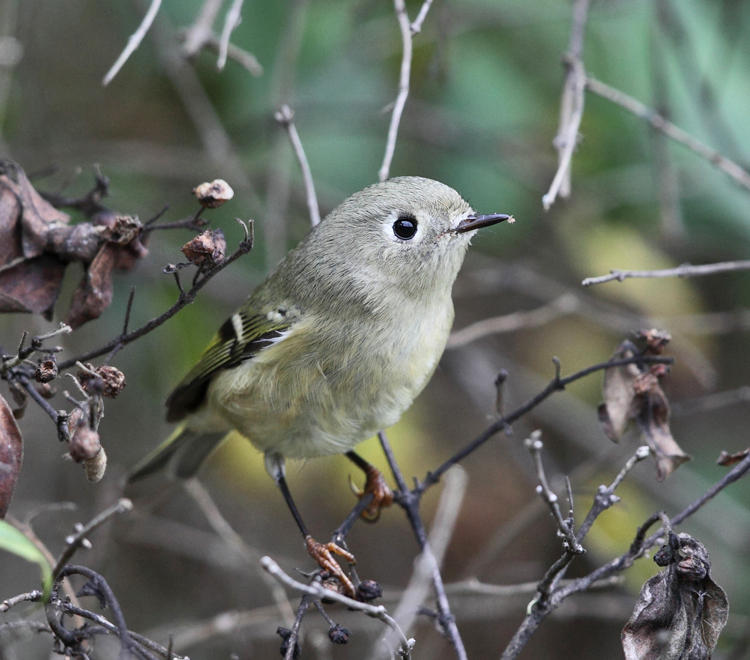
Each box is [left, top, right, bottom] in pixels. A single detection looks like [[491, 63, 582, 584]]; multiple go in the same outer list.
[[350, 464, 394, 522], [305, 535, 356, 597]]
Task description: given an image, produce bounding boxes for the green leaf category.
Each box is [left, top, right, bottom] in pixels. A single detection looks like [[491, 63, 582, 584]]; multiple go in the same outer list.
[[0, 520, 52, 598]]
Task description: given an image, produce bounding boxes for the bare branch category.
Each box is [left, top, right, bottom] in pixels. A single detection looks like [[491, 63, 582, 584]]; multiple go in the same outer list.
[[447, 294, 579, 348], [379, 0, 415, 182], [585, 75, 750, 192], [52, 498, 133, 577], [182, 0, 223, 56], [582, 259, 750, 287], [542, 0, 591, 210], [217, 0, 244, 71], [102, 0, 163, 86], [260, 556, 415, 658], [410, 0, 435, 35], [275, 105, 321, 227]]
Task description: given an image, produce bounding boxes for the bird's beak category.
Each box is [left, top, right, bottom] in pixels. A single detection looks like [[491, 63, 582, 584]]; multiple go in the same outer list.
[[453, 212, 514, 233]]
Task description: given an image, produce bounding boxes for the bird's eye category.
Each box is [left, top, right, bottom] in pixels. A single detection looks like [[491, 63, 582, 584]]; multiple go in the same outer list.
[[393, 215, 418, 240]]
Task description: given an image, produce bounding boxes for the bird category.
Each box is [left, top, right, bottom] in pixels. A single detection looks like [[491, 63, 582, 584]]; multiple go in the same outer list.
[[128, 176, 513, 595]]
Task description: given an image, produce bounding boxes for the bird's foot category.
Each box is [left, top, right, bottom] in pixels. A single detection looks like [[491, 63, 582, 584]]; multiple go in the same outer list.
[[304, 535, 356, 597], [349, 464, 394, 522]]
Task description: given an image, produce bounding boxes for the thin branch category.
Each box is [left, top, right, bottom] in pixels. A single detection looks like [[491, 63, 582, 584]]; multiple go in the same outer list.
[[260, 556, 414, 658], [419, 354, 673, 492], [379, 0, 415, 182], [192, 33, 263, 75], [582, 259, 750, 287], [542, 0, 591, 210], [274, 104, 320, 227], [52, 499, 133, 577], [378, 467, 467, 659], [217, 0, 244, 71], [57, 226, 253, 369], [103, 0, 163, 86], [447, 294, 579, 348], [182, 0, 223, 57], [410, 0, 435, 35], [585, 75, 750, 192], [380, 432, 467, 659]]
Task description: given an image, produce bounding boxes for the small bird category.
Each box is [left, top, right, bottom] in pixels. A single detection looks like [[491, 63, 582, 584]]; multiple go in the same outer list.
[[128, 176, 512, 595]]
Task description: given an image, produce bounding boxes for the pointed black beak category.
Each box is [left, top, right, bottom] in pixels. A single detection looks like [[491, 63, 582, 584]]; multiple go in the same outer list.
[[453, 212, 514, 233]]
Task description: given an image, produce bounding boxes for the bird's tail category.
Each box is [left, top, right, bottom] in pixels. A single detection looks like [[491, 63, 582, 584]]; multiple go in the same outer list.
[[127, 425, 227, 483]]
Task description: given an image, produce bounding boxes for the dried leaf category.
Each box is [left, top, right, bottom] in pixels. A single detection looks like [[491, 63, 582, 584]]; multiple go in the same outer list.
[[65, 243, 117, 329], [599, 333, 689, 479], [0, 255, 66, 318], [622, 533, 728, 659], [716, 448, 749, 466], [0, 394, 23, 518]]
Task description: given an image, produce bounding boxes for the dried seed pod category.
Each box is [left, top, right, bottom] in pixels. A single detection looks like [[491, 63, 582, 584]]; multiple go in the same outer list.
[[83, 447, 107, 483], [328, 624, 350, 645], [100, 214, 142, 245], [192, 179, 234, 208], [69, 421, 101, 462], [181, 229, 226, 269], [95, 365, 126, 398], [77, 364, 126, 398], [35, 358, 58, 383], [356, 579, 382, 602]]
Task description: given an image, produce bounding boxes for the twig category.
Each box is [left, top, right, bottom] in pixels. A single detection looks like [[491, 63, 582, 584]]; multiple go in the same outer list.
[[57, 227, 253, 369], [378, 0, 415, 182], [582, 259, 750, 287], [447, 294, 579, 348], [0, 590, 43, 612], [380, 432, 467, 658], [419, 354, 673, 492], [274, 104, 320, 227], [378, 467, 467, 659], [585, 75, 750, 192], [409, 0, 435, 34], [182, 0, 223, 56], [102, 0, 163, 86], [542, 0, 591, 210], [284, 596, 310, 660], [525, 432, 583, 555], [52, 499, 133, 577], [502, 452, 750, 658], [217, 0, 244, 71], [260, 556, 414, 658], [193, 33, 263, 75]]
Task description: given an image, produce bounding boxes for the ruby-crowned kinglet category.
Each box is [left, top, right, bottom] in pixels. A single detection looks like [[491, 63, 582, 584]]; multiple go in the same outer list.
[[128, 176, 512, 590]]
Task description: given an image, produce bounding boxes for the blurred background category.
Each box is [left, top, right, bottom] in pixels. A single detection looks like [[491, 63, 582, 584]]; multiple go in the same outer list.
[[1, 0, 749, 657]]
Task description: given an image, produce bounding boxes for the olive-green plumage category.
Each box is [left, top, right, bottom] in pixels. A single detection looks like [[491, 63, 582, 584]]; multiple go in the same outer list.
[[129, 177, 508, 482]]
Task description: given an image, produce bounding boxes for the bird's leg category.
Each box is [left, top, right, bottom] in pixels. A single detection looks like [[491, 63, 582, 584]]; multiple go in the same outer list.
[[264, 452, 356, 596], [345, 450, 394, 522]]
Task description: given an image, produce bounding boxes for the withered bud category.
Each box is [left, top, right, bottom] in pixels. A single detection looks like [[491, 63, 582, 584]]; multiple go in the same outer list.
[[69, 423, 101, 462], [84, 447, 107, 483], [356, 579, 382, 602], [181, 229, 226, 269], [276, 626, 300, 659], [35, 359, 58, 383], [100, 215, 143, 245], [193, 179, 234, 208], [77, 364, 126, 398], [328, 624, 350, 645], [637, 329, 671, 354]]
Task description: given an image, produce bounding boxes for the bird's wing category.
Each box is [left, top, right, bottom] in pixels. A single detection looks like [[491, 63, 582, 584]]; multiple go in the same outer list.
[[166, 309, 291, 422]]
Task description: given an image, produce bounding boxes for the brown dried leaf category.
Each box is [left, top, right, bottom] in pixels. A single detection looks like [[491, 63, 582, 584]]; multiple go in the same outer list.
[[622, 533, 728, 660], [0, 255, 66, 319], [182, 228, 226, 268], [716, 448, 749, 466], [635, 383, 690, 480], [65, 243, 117, 329], [0, 394, 23, 519], [599, 341, 641, 442]]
